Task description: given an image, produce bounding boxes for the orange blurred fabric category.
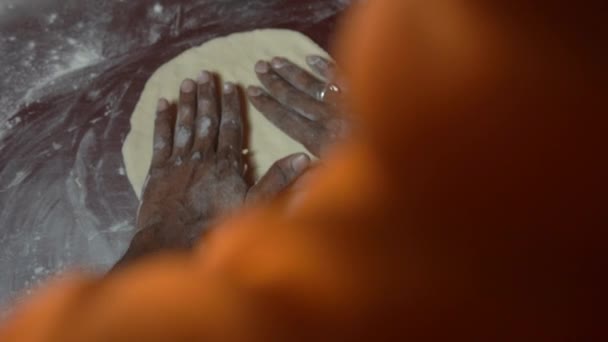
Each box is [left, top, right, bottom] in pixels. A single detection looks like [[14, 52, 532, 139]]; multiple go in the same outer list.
[[1, 1, 605, 340]]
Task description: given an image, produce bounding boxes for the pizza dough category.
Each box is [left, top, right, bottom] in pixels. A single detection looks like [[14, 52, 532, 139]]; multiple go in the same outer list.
[[123, 29, 329, 198]]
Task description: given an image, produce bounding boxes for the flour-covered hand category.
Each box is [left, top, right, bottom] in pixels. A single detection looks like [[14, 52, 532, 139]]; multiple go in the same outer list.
[[116, 73, 310, 266], [247, 55, 349, 157]]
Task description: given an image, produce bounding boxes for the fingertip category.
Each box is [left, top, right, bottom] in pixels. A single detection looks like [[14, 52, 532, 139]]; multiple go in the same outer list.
[[271, 57, 288, 69], [181, 79, 196, 93], [247, 85, 263, 97], [255, 60, 270, 74], [157, 98, 169, 111], [290, 153, 311, 173], [198, 70, 211, 84]]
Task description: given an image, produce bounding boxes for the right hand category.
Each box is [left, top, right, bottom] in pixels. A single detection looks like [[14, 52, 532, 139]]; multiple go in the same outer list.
[[116, 75, 311, 267], [246, 55, 349, 157]]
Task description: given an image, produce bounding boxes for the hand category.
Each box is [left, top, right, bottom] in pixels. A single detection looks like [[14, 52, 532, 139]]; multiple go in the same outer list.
[[117, 74, 311, 266], [247, 55, 349, 157]]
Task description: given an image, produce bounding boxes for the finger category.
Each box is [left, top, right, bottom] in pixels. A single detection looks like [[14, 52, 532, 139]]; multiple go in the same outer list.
[[290, 163, 323, 193], [255, 60, 332, 121], [217, 82, 243, 171], [171, 79, 197, 162], [306, 55, 344, 106], [246, 153, 311, 204], [192, 71, 219, 160], [247, 86, 324, 157], [270, 57, 326, 101], [151, 98, 174, 168], [305, 55, 337, 80]]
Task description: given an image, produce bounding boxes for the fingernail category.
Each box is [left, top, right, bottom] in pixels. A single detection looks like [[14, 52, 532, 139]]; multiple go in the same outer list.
[[271, 57, 287, 69], [290, 154, 310, 173], [198, 71, 210, 84], [223, 82, 235, 93], [255, 60, 269, 73], [157, 98, 168, 111], [247, 86, 263, 97], [181, 79, 195, 92]]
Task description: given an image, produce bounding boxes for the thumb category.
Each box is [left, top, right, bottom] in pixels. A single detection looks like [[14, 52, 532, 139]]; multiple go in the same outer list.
[[246, 153, 311, 204]]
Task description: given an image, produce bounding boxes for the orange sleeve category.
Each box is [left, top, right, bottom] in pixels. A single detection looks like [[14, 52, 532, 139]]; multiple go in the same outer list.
[[0, 142, 389, 341], [1, 0, 604, 340]]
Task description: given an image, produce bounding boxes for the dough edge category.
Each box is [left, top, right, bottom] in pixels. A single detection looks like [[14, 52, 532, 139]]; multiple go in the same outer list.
[[122, 29, 329, 198]]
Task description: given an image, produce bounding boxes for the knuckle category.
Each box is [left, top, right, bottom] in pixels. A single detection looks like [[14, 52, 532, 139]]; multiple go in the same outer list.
[[258, 95, 276, 108], [221, 118, 241, 130], [268, 76, 284, 90], [173, 156, 184, 166], [217, 159, 230, 172], [197, 99, 214, 114], [153, 136, 168, 151], [217, 146, 235, 161], [217, 157, 239, 174], [283, 66, 300, 79], [191, 151, 202, 161], [174, 125, 192, 147], [196, 116, 215, 138], [179, 106, 194, 119]]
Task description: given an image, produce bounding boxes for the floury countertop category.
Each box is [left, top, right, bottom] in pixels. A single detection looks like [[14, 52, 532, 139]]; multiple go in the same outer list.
[[0, 0, 349, 310]]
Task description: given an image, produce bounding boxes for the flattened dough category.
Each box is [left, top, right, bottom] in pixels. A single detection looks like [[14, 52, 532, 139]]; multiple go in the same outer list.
[[123, 29, 329, 198]]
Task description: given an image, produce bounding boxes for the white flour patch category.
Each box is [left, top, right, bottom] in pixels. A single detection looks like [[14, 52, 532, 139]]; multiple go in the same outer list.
[[174, 126, 192, 147], [23, 47, 104, 106], [109, 220, 130, 232], [4, 116, 21, 130], [89, 117, 103, 125], [197, 116, 211, 138], [1, 169, 31, 192], [47, 13, 58, 25], [0, 0, 350, 313]]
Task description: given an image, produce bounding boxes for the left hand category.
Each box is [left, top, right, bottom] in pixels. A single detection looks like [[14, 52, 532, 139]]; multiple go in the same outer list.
[[117, 73, 311, 266], [247, 55, 349, 157]]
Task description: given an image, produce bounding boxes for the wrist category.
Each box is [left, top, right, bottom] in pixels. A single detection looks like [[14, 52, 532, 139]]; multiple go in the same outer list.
[[117, 218, 210, 266]]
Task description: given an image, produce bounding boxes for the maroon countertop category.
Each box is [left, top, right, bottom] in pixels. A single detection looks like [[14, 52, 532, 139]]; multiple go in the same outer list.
[[0, 0, 350, 309]]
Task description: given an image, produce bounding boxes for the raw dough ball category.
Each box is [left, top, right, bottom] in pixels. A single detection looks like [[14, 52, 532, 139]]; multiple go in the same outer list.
[[123, 29, 329, 198]]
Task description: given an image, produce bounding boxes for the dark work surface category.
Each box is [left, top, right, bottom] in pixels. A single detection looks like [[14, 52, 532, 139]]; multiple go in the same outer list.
[[0, 0, 349, 309]]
